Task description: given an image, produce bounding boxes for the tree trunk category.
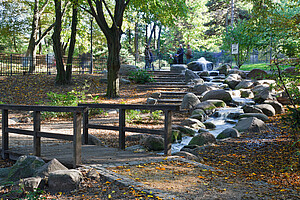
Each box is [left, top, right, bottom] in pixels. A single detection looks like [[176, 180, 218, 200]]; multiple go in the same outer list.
[[134, 22, 139, 60], [66, 1, 78, 83], [52, 0, 66, 85], [106, 29, 121, 97]]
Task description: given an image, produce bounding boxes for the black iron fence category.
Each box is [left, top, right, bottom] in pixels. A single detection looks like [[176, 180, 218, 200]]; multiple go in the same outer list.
[[0, 54, 107, 76]]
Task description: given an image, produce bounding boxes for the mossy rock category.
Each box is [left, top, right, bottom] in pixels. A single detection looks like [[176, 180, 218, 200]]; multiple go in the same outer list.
[[188, 132, 216, 146]]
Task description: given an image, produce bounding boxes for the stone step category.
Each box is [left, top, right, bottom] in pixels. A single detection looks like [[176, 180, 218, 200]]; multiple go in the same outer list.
[[153, 77, 185, 82], [146, 82, 186, 85], [138, 85, 189, 89], [157, 99, 182, 103]]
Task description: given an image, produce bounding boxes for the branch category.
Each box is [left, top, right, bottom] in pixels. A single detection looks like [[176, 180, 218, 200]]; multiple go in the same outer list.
[[35, 22, 55, 46], [102, 0, 118, 29], [80, 5, 93, 16], [38, 0, 49, 15]]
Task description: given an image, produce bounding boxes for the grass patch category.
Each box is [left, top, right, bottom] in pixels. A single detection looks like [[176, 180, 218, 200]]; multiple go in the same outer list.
[[240, 63, 291, 71]]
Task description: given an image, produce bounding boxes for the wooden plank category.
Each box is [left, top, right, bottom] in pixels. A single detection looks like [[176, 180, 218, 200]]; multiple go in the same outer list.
[[37, 132, 73, 141], [164, 110, 172, 156], [83, 109, 89, 145], [33, 111, 41, 156], [2, 109, 9, 159], [119, 109, 125, 150], [79, 103, 180, 111], [88, 124, 119, 131], [0, 105, 87, 113], [73, 112, 82, 168], [6, 128, 34, 136]]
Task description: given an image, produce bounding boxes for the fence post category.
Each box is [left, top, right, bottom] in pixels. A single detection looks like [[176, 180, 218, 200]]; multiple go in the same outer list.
[[10, 54, 13, 76], [33, 111, 41, 156], [119, 109, 126, 150], [46, 54, 49, 75], [2, 109, 9, 159], [164, 110, 172, 156], [83, 109, 89, 145], [73, 112, 82, 168]]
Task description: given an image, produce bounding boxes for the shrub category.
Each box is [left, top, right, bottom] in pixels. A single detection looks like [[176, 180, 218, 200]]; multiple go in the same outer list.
[[128, 70, 154, 84]]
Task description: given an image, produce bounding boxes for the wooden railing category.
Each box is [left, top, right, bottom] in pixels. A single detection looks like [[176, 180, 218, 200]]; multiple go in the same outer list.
[[79, 103, 180, 155], [0, 104, 87, 168]]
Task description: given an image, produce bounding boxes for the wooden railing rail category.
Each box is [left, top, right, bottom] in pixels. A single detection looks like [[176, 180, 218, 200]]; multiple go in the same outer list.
[[78, 103, 180, 155], [0, 104, 87, 168]]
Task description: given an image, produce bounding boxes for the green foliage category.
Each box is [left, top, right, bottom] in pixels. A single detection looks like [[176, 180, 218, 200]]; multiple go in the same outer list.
[[128, 70, 154, 84], [126, 109, 142, 123], [125, 109, 163, 124]]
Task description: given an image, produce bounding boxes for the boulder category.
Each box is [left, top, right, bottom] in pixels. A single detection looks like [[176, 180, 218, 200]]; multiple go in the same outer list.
[[185, 69, 201, 83], [264, 100, 285, 114], [181, 118, 205, 129], [193, 84, 212, 95], [173, 151, 203, 162], [82, 134, 104, 146], [188, 132, 216, 146], [177, 126, 196, 136], [216, 64, 231, 75], [255, 104, 276, 116], [48, 170, 83, 192], [119, 65, 138, 76], [216, 128, 240, 139], [235, 80, 254, 90], [240, 89, 254, 98], [171, 64, 187, 73], [228, 69, 247, 78], [242, 104, 264, 114], [227, 112, 242, 120], [195, 101, 217, 116], [120, 78, 131, 84], [239, 113, 269, 122], [254, 88, 275, 103], [143, 135, 164, 151], [247, 68, 268, 80], [126, 134, 145, 142], [181, 93, 201, 110], [201, 89, 233, 103], [6, 155, 45, 182], [283, 66, 297, 75], [197, 71, 209, 77], [192, 78, 205, 85], [252, 85, 271, 94], [234, 117, 269, 133], [190, 109, 207, 122], [19, 177, 42, 192], [224, 74, 242, 89], [205, 99, 226, 108], [187, 61, 206, 71], [203, 122, 216, 129], [36, 158, 68, 178]]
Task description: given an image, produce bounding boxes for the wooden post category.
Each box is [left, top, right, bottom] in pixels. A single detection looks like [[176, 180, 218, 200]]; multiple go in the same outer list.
[[33, 111, 41, 156], [2, 109, 9, 159], [73, 112, 82, 168], [164, 110, 172, 156], [119, 109, 126, 150], [83, 109, 89, 145]]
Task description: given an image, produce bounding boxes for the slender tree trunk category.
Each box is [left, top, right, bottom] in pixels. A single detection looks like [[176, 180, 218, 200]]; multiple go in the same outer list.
[[66, 1, 78, 83], [145, 24, 148, 44], [106, 28, 121, 97], [147, 23, 156, 46], [157, 25, 162, 56], [52, 0, 66, 85], [134, 22, 139, 60]]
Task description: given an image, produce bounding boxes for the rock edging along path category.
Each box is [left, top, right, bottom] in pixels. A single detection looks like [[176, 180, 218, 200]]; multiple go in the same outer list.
[[82, 157, 216, 200]]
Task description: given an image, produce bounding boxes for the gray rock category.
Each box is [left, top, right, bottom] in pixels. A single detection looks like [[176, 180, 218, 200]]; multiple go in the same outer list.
[[227, 112, 242, 120], [240, 89, 254, 98], [255, 104, 276, 116], [190, 109, 207, 122], [181, 93, 201, 110], [216, 64, 231, 75], [36, 158, 68, 178], [192, 78, 205, 85], [6, 155, 45, 182], [224, 74, 242, 89], [252, 85, 271, 94], [188, 132, 216, 146], [87, 168, 100, 180], [235, 80, 254, 90], [120, 78, 131, 84], [205, 99, 226, 107], [193, 84, 212, 95], [195, 101, 217, 116], [185, 69, 201, 83], [216, 128, 240, 139], [187, 61, 207, 71], [202, 89, 233, 102], [203, 122, 216, 129], [247, 68, 268, 80], [119, 64, 139, 76], [181, 118, 205, 129], [239, 113, 269, 122], [176, 125, 196, 136], [82, 134, 104, 146], [146, 97, 157, 105], [48, 170, 83, 192], [234, 117, 270, 133], [143, 135, 164, 151], [197, 71, 209, 77], [242, 104, 264, 114], [264, 100, 285, 114], [254, 88, 275, 103], [126, 145, 147, 153], [283, 66, 297, 75], [171, 64, 187, 73], [126, 134, 145, 142], [19, 177, 42, 192], [0, 168, 10, 178], [228, 69, 247, 78], [173, 151, 203, 162]]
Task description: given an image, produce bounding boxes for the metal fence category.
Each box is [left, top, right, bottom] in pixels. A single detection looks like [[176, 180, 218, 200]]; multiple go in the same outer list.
[[0, 54, 107, 76]]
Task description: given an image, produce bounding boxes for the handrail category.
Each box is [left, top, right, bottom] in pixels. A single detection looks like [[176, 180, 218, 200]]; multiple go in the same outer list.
[[79, 103, 180, 155], [1, 104, 87, 168]]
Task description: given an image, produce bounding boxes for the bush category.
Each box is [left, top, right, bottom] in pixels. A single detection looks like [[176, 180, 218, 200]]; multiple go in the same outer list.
[[128, 70, 154, 84]]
